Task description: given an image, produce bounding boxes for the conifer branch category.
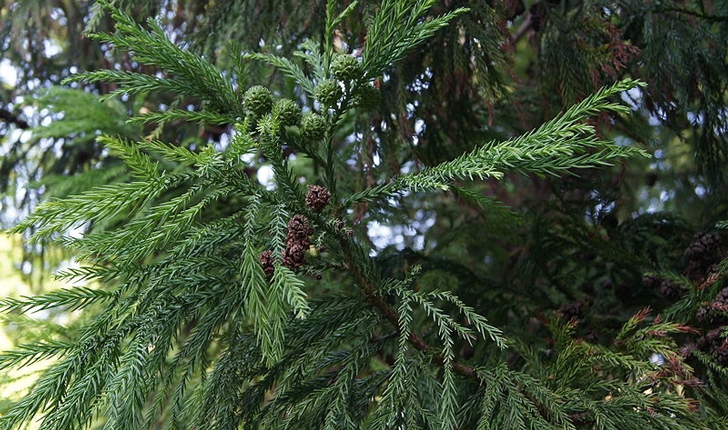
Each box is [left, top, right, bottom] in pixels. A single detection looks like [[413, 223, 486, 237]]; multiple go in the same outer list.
[[0, 340, 75, 371], [401, 78, 647, 188], [294, 40, 327, 83], [341, 78, 647, 205], [129, 109, 237, 126], [246, 53, 317, 98], [335, 234, 483, 382], [66, 0, 238, 114], [363, 0, 469, 77], [8, 174, 192, 241], [0, 286, 115, 314]]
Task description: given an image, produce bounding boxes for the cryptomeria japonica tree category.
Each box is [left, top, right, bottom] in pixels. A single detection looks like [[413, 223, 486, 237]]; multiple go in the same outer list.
[[1, 0, 728, 429]]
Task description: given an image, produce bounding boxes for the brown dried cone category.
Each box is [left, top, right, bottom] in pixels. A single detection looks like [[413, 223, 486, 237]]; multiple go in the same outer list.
[[260, 215, 316, 276], [686, 231, 722, 259], [287, 214, 314, 240], [283, 215, 314, 271], [696, 287, 728, 324], [283, 241, 309, 269], [684, 231, 724, 283], [643, 272, 685, 299], [696, 327, 728, 366], [558, 300, 584, 322], [305, 185, 332, 212], [716, 337, 728, 366], [659, 278, 685, 299], [259, 250, 275, 278]]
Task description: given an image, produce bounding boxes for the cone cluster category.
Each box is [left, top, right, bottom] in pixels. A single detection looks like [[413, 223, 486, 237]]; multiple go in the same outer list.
[[696, 325, 728, 366], [642, 274, 684, 299], [696, 287, 728, 324], [282, 215, 314, 271], [305, 185, 332, 213], [259, 186, 331, 277]]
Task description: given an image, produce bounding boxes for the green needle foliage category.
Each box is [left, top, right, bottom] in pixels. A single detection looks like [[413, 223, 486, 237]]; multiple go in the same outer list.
[[1, 1, 727, 429]]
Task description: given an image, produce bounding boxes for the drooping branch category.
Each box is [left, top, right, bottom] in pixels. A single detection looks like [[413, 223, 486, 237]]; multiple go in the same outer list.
[[336, 234, 482, 383]]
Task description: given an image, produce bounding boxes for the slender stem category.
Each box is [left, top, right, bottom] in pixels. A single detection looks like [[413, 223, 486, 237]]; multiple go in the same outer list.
[[324, 134, 337, 196]]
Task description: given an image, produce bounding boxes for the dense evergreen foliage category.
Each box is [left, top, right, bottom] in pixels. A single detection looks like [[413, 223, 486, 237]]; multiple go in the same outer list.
[[1, 0, 727, 428]]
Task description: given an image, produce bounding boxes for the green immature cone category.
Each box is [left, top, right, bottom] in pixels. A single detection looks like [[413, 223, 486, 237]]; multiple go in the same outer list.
[[243, 85, 274, 117], [272, 99, 302, 127], [331, 54, 363, 81], [315, 79, 343, 109], [301, 112, 327, 141], [353, 83, 381, 112]]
